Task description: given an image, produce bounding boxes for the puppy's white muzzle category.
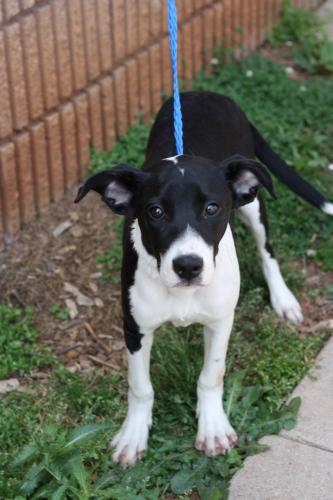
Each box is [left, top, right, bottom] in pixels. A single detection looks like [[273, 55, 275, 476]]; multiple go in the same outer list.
[[159, 227, 215, 288]]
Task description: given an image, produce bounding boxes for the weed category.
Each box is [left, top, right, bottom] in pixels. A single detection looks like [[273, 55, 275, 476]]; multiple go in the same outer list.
[[96, 218, 124, 284], [0, 305, 53, 378], [268, 0, 333, 73], [49, 303, 71, 321], [12, 422, 112, 498], [90, 122, 149, 172]]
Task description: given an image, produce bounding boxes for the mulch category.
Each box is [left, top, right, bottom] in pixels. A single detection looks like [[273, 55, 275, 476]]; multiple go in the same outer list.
[[0, 186, 126, 375]]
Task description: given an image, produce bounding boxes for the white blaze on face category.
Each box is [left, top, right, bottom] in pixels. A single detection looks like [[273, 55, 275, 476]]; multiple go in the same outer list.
[[159, 226, 215, 288]]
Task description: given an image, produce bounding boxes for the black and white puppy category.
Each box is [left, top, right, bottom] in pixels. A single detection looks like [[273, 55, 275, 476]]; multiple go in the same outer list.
[[75, 92, 333, 465]]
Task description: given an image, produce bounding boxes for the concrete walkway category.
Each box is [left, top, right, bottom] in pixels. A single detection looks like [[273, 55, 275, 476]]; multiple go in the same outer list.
[[229, 3, 333, 498], [229, 336, 333, 500], [318, 0, 333, 39]]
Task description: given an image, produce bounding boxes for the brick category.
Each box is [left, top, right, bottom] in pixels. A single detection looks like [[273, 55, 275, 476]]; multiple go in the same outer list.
[[0, 32, 12, 138], [61, 103, 80, 187], [150, 0, 162, 38], [177, 26, 183, 80], [52, 0, 73, 99], [203, 8, 214, 72], [222, 0, 233, 56], [74, 93, 91, 178], [111, 0, 126, 63], [182, 22, 193, 88], [213, 3, 223, 49], [67, 0, 87, 90], [193, 0, 204, 10], [21, 0, 35, 9], [182, 0, 194, 20], [260, 0, 270, 43], [3, 0, 20, 20], [0, 196, 4, 247], [126, 58, 140, 126], [60, 103, 79, 187], [192, 15, 203, 74], [273, 0, 282, 23], [138, 0, 150, 47], [30, 122, 50, 211], [161, 36, 173, 96], [126, 0, 139, 55], [149, 43, 162, 113], [240, 0, 251, 52], [21, 14, 43, 120], [87, 84, 104, 152], [37, 5, 59, 110], [14, 132, 36, 224], [232, 0, 243, 58], [179, 22, 193, 88], [114, 66, 128, 136], [138, 50, 152, 122], [161, 0, 169, 34], [249, 0, 258, 51], [5, 23, 29, 130], [45, 113, 65, 201], [100, 77, 116, 151], [96, 0, 113, 72], [82, 0, 100, 80], [0, 142, 20, 239]]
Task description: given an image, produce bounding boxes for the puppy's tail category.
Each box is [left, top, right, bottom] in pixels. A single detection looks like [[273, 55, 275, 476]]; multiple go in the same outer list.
[[251, 123, 333, 215]]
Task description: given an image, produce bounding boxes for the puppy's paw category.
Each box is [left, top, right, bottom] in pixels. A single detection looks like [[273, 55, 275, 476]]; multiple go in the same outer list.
[[111, 412, 151, 466], [196, 404, 237, 457], [270, 285, 303, 324]]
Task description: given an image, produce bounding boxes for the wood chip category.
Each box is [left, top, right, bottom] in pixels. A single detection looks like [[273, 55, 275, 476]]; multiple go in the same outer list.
[[65, 298, 79, 319], [64, 282, 94, 306], [0, 378, 20, 394], [112, 324, 123, 335], [84, 322, 111, 353], [87, 354, 120, 371], [53, 220, 73, 237], [94, 297, 104, 308], [302, 319, 333, 333]]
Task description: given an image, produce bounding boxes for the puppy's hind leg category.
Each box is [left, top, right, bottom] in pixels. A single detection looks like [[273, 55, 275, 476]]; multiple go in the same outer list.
[[111, 332, 154, 466], [239, 195, 303, 324]]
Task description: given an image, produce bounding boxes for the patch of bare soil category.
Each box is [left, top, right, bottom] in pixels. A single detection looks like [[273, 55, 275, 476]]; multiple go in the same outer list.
[[260, 43, 314, 80], [0, 186, 332, 377], [0, 187, 126, 375], [299, 262, 333, 333]]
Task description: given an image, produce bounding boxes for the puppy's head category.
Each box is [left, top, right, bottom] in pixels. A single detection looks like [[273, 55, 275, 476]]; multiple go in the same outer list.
[[75, 155, 274, 288]]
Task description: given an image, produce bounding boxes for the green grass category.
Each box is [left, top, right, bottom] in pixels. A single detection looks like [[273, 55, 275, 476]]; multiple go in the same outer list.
[[1, 24, 333, 498], [0, 305, 53, 379], [268, 0, 333, 73]]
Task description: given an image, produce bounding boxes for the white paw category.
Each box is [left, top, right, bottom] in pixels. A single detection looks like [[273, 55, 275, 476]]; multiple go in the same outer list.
[[270, 285, 303, 324], [111, 394, 153, 466], [196, 395, 237, 457]]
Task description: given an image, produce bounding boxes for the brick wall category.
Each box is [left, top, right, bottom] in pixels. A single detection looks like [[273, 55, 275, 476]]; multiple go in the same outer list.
[[0, 0, 323, 247]]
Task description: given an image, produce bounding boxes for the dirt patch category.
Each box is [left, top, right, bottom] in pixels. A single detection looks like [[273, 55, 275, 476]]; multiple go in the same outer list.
[[0, 187, 126, 374]]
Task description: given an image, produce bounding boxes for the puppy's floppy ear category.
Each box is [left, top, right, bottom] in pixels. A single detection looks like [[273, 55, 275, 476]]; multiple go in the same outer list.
[[74, 165, 148, 215], [222, 155, 276, 208]]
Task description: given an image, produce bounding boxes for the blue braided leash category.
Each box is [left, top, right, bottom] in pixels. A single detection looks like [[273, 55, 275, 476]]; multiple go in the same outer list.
[[168, 0, 184, 155]]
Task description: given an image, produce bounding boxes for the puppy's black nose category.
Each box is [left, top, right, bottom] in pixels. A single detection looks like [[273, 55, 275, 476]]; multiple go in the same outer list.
[[173, 254, 203, 281]]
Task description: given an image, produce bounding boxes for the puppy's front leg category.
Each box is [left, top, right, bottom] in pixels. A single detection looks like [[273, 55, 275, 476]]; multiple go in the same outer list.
[[196, 315, 237, 457], [111, 332, 154, 466]]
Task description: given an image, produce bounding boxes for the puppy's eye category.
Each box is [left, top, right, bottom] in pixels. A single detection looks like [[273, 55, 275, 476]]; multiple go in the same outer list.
[[148, 205, 164, 220], [205, 202, 220, 217]]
